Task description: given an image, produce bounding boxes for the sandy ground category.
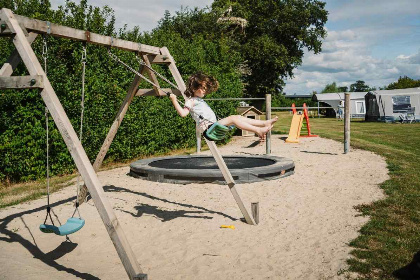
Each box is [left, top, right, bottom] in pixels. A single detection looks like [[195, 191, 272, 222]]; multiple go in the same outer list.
[[0, 135, 389, 280]]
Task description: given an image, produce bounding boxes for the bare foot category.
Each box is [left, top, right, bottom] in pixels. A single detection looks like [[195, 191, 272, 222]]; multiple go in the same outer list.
[[257, 125, 273, 139], [265, 116, 279, 126]]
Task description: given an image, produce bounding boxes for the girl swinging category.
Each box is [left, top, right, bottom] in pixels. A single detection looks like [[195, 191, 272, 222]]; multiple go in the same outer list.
[[169, 72, 278, 139]]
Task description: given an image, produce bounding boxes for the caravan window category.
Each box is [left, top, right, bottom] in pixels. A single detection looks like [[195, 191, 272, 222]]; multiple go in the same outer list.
[[355, 101, 365, 114], [392, 96, 411, 113]]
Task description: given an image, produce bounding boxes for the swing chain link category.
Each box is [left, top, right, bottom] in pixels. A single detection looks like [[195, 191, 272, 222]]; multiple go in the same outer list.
[[106, 49, 219, 125], [42, 35, 48, 74]]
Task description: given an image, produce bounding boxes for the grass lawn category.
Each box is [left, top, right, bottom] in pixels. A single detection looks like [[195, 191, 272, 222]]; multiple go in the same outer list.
[[273, 111, 420, 279]]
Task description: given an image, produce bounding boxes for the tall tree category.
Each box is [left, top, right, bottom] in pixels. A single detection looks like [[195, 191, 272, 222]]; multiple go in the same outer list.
[[321, 82, 346, 93], [387, 76, 420, 89], [212, 0, 328, 96], [350, 80, 371, 92]]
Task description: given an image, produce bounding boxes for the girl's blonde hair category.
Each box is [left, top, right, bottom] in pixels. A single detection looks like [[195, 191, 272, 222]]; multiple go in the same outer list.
[[184, 72, 219, 98]]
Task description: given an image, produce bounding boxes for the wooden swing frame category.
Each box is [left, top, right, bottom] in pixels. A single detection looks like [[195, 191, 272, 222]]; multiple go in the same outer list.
[[0, 8, 256, 280]]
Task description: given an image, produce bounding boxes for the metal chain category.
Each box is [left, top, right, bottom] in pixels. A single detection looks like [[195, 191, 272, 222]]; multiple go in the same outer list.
[[107, 49, 215, 123], [45, 107, 50, 207], [135, 55, 179, 90], [43, 35, 50, 209], [73, 44, 87, 218], [42, 36, 48, 74]]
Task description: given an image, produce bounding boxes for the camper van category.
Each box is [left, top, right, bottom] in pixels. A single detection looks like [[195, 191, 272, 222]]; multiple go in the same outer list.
[[365, 88, 420, 122]]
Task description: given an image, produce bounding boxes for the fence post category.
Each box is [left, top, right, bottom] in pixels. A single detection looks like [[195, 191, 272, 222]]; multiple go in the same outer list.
[[196, 125, 201, 153], [344, 92, 351, 154], [265, 94, 271, 155]]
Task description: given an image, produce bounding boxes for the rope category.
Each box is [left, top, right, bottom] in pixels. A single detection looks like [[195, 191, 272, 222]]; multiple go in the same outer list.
[[43, 35, 51, 222], [45, 107, 50, 209], [107, 49, 217, 124], [72, 44, 87, 219]]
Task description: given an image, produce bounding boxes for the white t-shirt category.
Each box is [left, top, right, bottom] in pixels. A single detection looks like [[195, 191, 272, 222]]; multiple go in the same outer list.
[[186, 97, 217, 131]]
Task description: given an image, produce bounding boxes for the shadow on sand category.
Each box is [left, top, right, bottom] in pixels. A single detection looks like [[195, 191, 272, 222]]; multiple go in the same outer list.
[[393, 251, 420, 280], [0, 196, 99, 279], [104, 184, 237, 222]]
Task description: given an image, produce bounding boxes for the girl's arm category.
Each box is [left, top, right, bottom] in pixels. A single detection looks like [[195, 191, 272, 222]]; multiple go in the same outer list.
[[169, 94, 190, 117]]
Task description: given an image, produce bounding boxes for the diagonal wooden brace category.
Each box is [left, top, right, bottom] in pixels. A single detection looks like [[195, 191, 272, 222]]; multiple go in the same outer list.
[[205, 139, 256, 225]]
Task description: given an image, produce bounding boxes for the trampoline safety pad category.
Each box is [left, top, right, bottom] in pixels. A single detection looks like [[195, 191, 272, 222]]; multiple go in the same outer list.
[[129, 155, 295, 184]]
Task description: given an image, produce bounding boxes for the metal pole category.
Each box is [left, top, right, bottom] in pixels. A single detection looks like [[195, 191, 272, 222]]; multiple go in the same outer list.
[[344, 93, 351, 154], [317, 101, 320, 118], [265, 94, 271, 155]]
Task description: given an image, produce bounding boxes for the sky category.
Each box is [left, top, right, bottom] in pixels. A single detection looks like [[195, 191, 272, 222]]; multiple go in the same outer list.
[[51, 0, 420, 95]]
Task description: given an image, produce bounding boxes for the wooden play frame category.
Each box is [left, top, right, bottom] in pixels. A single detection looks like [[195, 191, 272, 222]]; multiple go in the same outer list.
[[0, 8, 257, 280]]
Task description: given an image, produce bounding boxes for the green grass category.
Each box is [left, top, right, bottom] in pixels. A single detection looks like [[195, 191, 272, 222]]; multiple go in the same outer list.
[[273, 112, 420, 279]]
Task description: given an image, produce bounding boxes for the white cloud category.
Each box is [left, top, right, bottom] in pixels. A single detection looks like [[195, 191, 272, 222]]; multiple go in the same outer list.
[[51, 0, 213, 31], [284, 27, 420, 94], [284, 0, 420, 94]]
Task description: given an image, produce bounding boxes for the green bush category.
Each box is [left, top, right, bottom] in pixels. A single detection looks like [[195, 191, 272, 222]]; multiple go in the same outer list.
[[0, 0, 243, 183]]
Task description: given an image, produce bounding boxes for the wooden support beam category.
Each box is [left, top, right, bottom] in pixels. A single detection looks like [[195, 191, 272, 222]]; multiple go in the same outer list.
[[142, 54, 161, 96], [92, 65, 147, 172], [146, 54, 171, 64], [0, 10, 160, 54], [0, 75, 43, 89], [0, 20, 12, 36], [205, 139, 256, 225], [136, 88, 182, 97], [160, 47, 187, 98], [0, 32, 38, 77], [0, 8, 146, 280]]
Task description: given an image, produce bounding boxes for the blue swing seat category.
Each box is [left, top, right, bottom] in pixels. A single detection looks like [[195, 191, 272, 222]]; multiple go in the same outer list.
[[40, 217, 85, 236], [205, 122, 234, 141]]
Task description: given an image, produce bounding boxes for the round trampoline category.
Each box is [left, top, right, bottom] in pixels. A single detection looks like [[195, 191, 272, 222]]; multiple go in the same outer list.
[[129, 155, 295, 184]]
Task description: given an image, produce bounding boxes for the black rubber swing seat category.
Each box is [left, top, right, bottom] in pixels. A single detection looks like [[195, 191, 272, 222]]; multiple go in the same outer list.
[[40, 217, 85, 236]]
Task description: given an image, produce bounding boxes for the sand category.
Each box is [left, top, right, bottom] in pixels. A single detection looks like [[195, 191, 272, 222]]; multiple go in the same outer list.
[[0, 135, 389, 280]]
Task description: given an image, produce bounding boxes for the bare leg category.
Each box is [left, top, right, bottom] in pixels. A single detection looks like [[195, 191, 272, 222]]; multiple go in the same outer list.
[[229, 115, 278, 127], [218, 115, 273, 138]]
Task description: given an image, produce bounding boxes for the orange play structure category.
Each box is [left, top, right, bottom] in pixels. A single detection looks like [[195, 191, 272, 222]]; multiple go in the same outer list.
[[285, 103, 318, 143]]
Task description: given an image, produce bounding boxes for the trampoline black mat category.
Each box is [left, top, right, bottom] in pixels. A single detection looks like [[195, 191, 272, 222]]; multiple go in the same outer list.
[[149, 157, 275, 170]]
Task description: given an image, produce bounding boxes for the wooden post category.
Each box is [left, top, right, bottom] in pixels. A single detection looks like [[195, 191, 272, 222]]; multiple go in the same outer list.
[[205, 139, 256, 225], [265, 94, 271, 155], [196, 125, 201, 153], [251, 202, 259, 224], [92, 53, 161, 172], [344, 92, 350, 154], [0, 8, 146, 280]]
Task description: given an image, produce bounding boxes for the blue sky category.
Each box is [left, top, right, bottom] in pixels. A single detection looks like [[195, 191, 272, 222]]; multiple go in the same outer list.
[[51, 0, 420, 94]]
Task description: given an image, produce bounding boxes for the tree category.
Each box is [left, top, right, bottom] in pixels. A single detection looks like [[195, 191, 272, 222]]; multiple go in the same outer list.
[[350, 80, 371, 92], [338, 86, 348, 92], [320, 82, 347, 93], [321, 82, 338, 93], [211, 0, 328, 96], [387, 76, 420, 90]]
